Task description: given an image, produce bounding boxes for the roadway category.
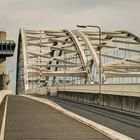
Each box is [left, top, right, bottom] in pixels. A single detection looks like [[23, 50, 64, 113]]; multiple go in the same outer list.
[[34, 95, 140, 140], [4, 95, 110, 140]]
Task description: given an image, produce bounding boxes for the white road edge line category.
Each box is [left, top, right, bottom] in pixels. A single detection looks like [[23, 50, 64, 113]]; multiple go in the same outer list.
[[21, 95, 134, 140], [0, 96, 8, 140]]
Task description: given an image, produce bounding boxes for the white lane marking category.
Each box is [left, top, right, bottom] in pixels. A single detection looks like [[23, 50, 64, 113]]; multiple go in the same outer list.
[[21, 95, 134, 140]]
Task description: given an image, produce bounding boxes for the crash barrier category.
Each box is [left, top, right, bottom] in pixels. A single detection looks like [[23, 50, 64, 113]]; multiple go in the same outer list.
[[0, 90, 12, 105], [0, 90, 12, 140], [57, 84, 140, 114]]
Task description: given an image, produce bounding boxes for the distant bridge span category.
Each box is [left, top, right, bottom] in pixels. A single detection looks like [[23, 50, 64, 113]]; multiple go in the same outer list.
[[16, 28, 140, 94]]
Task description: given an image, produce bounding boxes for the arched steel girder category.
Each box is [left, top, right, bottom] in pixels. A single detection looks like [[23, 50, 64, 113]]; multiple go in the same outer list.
[[44, 29, 91, 85], [72, 30, 106, 83], [16, 29, 29, 93], [63, 29, 93, 84], [117, 30, 140, 43], [82, 30, 140, 81], [17, 29, 91, 92]]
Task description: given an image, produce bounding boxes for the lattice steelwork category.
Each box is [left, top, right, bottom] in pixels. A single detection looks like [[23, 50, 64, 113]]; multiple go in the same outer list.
[[16, 29, 140, 93], [73, 30, 140, 84], [86, 30, 140, 83]]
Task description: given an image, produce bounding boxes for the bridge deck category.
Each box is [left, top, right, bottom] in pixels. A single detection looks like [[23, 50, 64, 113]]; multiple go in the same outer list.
[[4, 95, 110, 140]]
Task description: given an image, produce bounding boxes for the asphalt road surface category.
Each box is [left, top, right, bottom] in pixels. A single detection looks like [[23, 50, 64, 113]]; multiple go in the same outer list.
[[37, 95, 140, 140], [4, 95, 110, 140]]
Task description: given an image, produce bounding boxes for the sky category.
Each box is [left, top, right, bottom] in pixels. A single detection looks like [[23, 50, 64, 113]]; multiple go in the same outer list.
[[1, 0, 140, 93]]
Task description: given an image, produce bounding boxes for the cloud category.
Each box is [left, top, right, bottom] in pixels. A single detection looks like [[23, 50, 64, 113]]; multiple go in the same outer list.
[[0, 0, 140, 39]]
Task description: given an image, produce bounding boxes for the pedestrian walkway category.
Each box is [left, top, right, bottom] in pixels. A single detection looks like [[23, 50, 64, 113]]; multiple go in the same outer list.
[[4, 95, 110, 140]]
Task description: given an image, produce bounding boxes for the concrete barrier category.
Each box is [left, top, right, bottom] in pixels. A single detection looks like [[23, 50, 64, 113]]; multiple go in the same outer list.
[[58, 84, 140, 97], [58, 91, 140, 114], [0, 90, 12, 140], [18, 84, 140, 97], [57, 84, 140, 114], [22, 87, 58, 96], [0, 90, 12, 105]]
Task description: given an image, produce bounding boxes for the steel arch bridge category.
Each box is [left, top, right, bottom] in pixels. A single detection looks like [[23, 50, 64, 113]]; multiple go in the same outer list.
[[16, 28, 140, 93]]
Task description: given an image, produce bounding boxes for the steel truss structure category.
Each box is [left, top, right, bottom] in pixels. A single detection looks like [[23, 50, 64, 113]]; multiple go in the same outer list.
[[16, 29, 140, 93]]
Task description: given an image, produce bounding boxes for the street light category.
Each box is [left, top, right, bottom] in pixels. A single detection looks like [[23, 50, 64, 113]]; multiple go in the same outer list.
[[77, 25, 102, 94]]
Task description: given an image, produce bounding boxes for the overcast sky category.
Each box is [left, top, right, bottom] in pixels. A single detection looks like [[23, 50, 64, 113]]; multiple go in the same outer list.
[[1, 0, 140, 40], [1, 0, 140, 93]]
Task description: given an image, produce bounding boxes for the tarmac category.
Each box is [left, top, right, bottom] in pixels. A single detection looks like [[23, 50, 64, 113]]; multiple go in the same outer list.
[[4, 95, 110, 140]]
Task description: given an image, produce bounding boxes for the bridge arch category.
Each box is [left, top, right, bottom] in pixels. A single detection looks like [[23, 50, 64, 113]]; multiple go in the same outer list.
[[16, 28, 140, 94]]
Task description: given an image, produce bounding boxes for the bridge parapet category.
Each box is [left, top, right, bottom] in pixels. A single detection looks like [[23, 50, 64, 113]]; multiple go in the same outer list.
[[0, 90, 12, 105], [20, 84, 140, 113], [0, 90, 12, 139], [57, 84, 140, 114], [58, 84, 140, 97], [22, 83, 140, 97], [20, 86, 58, 96]]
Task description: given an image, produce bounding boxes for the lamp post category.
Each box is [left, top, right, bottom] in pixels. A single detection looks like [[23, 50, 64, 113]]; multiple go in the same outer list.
[[77, 25, 102, 94], [64, 51, 66, 92]]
